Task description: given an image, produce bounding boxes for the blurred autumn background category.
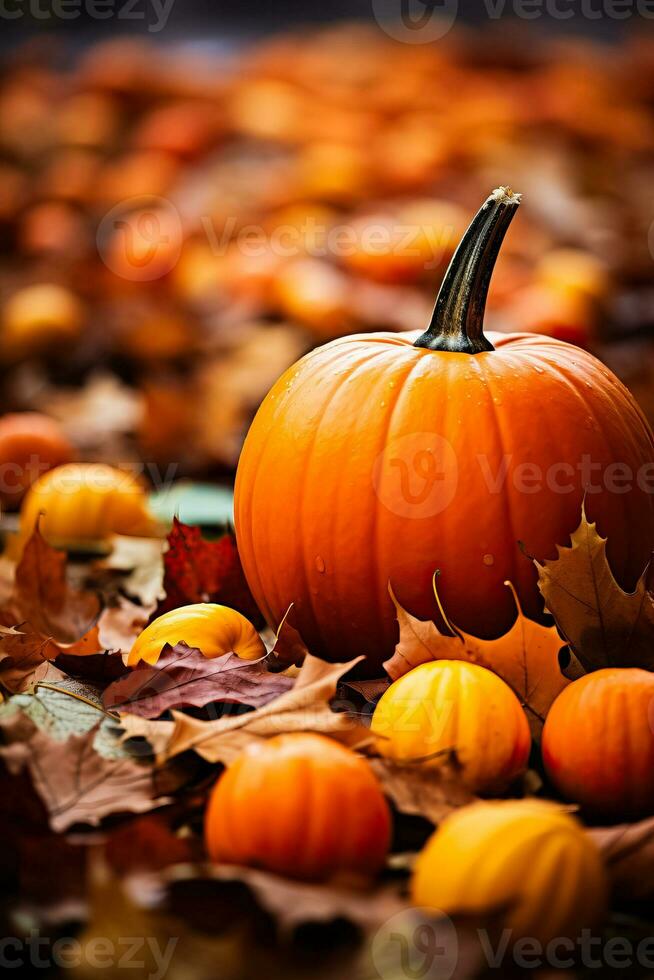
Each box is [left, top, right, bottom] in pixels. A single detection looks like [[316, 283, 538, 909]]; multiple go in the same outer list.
[[0, 2, 653, 515]]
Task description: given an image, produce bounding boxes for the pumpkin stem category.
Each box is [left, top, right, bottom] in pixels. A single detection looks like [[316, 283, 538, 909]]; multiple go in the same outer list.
[[414, 186, 521, 355]]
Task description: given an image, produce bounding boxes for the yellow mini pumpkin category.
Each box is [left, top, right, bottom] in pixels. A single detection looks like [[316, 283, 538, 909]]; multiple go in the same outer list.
[[412, 800, 608, 947], [371, 660, 530, 794], [20, 462, 154, 548], [2, 283, 84, 359], [128, 602, 265, 666]]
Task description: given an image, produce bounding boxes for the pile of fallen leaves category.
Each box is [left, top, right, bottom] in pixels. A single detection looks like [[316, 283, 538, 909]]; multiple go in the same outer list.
[[1, 505, 654, 980]]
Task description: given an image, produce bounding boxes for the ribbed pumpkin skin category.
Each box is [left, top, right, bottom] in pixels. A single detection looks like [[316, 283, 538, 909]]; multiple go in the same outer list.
[[412, 800, 608, 947], [542, 668, 654, 819], [0, 413, 74, 508], [20, 462, 153, 546], [128, 603, 265, 666], [205, 733, 391, 880], [235, 330, 654, 675], [371, 661, 530, 794]]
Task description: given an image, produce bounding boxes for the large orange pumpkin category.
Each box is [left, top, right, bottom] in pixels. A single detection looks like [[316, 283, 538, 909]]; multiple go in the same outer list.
[[235, 188, 654, 675], [542, 668, 654, 819]]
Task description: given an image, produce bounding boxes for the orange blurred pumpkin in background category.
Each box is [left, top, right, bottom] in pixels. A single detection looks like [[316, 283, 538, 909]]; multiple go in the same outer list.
[[205, 732, 391, 880], [0, 413, 74, 509], [235, 189, 654, 674]]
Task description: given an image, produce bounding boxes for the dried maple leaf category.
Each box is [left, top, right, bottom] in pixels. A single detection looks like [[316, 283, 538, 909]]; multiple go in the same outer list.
[[104, 642, 292, 718], [119, 654, 368, 765], [384, 577, 568, 736], [4, 720, 173, 832], [535, 503, 654, 672], [590, 816, 654, 902], [369, 757, 476, 826], [154, 519, 262, 625], [9, 527, 102, 644]]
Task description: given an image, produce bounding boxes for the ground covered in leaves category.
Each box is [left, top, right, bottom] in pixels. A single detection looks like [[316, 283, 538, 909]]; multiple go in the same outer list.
[[1, 509, 654, 980]]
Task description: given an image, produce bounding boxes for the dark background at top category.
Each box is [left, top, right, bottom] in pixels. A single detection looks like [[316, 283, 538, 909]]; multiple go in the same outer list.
[[0, 0, 648, 48]]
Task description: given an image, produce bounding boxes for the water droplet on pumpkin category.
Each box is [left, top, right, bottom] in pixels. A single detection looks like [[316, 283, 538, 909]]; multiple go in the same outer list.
[[315, 556, 326, 573], [534, 366, 544, 374], [493, 397, 503, 406], [389, 380, 397, 389], [483, 553, 495, 566], [380, 400, 386, 408]]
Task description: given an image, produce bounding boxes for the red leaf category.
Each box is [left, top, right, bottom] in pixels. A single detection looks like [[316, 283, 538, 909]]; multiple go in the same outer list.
[[154, 519, 262, 625], [103, 642, 293, 718]]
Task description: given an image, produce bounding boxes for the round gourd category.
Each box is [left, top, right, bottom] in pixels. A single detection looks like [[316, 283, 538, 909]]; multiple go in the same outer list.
[[542, 668, 654, 819], [2, 283, 84, 359], [20, 462, 154, 548], [205, 732, 391, 880], [412, 800, 608, 947], [0, 412, 74, 509], [235, 188, 654, 675], [128, 603, 265, 666], [371, 661, 530, 794]]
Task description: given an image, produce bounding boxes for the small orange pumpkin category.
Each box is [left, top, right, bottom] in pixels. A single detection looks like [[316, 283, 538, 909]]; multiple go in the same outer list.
[[205, 732, 391, 880], [542, 668, 654, 819], [0, 413, 74, 509], [235, 188, 654, 674], [371, 661, 530, 794]]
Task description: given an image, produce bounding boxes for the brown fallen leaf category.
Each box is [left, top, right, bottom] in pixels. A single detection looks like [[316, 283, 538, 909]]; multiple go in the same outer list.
[[3, 717, 173, 832], [0, 627, 64, 693], [119, 654, 369, 765], [339, 679, 390, 705], [369, 757, 476, 826], [103, 642, 293, 718], [590, 815, 654, 902], [384, 577, 568, 736], [164, 862, 408, 939], [9, 527, 102, 644], [95, 536, 165, 608], [268, 603, 310, 671], [153, 518, 262, 626], [97, 596, 151, 653], [535, 502, 654, 672]]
